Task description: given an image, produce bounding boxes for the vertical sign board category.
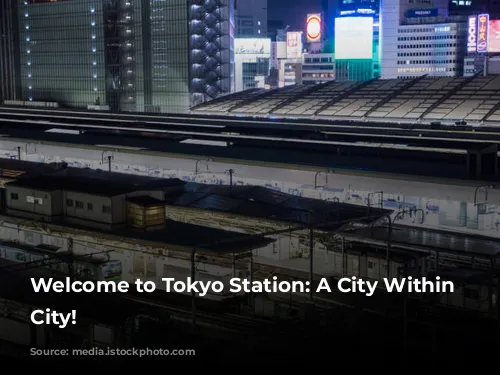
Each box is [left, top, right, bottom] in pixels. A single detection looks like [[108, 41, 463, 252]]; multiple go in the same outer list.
[[467, 15, 477, 53], [477, 14, 490, 53], [306, 14, 322, 43], [286, 32, 303, 60]]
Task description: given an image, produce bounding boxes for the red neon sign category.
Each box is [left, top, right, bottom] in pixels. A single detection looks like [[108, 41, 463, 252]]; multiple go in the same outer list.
[[307, 14, 321, 42]]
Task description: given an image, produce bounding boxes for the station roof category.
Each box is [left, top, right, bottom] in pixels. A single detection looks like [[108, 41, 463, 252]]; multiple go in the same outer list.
[[166, 183, 392, 229], [191, 75, 500, 125], [74, 219, 275, 254], [340, 225, 500, 257]]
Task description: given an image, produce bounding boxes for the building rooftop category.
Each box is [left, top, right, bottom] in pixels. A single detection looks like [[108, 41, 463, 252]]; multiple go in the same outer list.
[[6, 172, 185, 197], [167, 183, 392, 228], [0, 158, 59, 179]]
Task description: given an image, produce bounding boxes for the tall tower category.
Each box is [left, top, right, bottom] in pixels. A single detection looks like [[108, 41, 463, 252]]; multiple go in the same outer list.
[[190, 0, 235, 106], [0, 0, 21, 102]]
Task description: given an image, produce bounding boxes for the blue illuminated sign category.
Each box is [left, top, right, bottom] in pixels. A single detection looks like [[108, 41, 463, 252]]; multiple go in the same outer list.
[[339, 8, 376, 16]]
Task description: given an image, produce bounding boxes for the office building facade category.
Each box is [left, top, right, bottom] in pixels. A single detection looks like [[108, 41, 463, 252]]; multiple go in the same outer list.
[[395, 20, 466, 78], [1, 0, 21, 102], [301, 53, 335, 84], [235, 0, 267, 37], [234, 38, 271, 92], [15, 0, 234, 113], [379, 0, 467, 79]]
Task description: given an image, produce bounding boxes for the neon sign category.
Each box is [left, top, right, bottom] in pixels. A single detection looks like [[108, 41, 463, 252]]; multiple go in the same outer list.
[[467, 15, 477, 53], [477, 13, 489, 53], [306, 14, 322, 42]]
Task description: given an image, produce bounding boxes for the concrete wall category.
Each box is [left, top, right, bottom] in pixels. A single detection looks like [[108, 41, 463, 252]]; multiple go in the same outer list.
[[64, 191, 114, 224], [5, 185, 58, 217]]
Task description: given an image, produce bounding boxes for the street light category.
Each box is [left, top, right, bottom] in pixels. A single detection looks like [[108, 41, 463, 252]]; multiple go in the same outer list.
[[101, 151, 114, 172], [195, 158, 212, 175], [12, 146, 22, 160], [474, 184, 495, 206]]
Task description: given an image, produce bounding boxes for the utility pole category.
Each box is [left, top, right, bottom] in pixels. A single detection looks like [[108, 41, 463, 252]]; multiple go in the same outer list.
[[309, 227, 314, 302], [107, 155, 112, 172], [227, 169, 234, 187], [191, 247, 197, 333], [16, 146, 21, 161], [67, 237, 74, 282]]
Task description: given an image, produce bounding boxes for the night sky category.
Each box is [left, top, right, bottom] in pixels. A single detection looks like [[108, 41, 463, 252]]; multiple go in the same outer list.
[[268, 0, 324, 29]]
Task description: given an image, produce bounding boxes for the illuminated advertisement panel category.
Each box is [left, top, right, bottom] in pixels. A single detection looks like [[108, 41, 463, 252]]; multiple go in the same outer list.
[[234, 38, 271, 54], [477, 14, 489, 53], [488, 19, 500, 52], [306, 14, 322, 42], [286, 32, 303, 59], [467, 15, 477, 53], [334, 17, 374, 59]]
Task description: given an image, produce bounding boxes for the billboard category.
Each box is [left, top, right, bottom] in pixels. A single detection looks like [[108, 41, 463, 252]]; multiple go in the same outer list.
[[286, 32, 303, 59], [334, 17, 374, 59], [467, 15, 477, 53], [306, 14, 322, 42], [477, 14, 489, 53], [408, 8, 438, 17], [234, 38, 271, 55], [488, 19, 500, 53]]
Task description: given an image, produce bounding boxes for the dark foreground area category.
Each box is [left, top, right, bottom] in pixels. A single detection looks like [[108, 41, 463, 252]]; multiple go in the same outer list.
[[3, 301, 497, 368]]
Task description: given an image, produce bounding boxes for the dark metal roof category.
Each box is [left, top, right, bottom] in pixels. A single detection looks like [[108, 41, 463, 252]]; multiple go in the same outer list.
[[105, 220, 274, 253], [6, 173, 185, 197], [340, 225, 500, 257], [0, 158, 58, 178], [167, 184, 392, 228]]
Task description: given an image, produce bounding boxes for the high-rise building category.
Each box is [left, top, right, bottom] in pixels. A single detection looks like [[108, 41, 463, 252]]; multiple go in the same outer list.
[[321, 0, 336, 41], [15, 0, 234, 113], [190, 0, 235, 107], [379, 0, 467, 79], [235, 0, 267, 37], [0, 0, 21, 102], [449, 0, 500, 17]]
